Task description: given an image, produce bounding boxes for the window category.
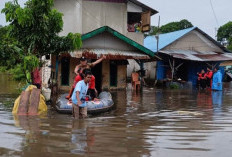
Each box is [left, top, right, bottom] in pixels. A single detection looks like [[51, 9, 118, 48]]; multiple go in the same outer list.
[[127, 12, 141, 32], [127, 11, 151, 32]]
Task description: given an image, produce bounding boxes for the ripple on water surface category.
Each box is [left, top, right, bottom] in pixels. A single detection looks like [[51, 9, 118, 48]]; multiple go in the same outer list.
[[0, 81, 232, 156]]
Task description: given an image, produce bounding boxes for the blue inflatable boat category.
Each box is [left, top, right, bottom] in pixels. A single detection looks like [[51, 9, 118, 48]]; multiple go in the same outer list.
[[55, 92, 114, 114]]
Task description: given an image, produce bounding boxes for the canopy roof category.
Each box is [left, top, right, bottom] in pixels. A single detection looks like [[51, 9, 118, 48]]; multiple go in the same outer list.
[[160, 50, 232, 62], [71, 48, 150, 60]]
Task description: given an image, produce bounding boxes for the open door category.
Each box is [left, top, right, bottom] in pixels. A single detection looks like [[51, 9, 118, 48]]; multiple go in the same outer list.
[[141, 11, 151, 32], [91, 61, 102, 93], [61, 57, 70, 86], [110, 61, 118, 87]]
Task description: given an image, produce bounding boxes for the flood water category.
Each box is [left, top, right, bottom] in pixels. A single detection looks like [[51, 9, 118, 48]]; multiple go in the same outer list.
[[1, 74, 232, 157]]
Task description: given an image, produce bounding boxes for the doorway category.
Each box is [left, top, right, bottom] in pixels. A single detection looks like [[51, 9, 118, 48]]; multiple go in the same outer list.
[[91, 61, 102, 93], [61, 57, 70, 86], [110, 61, 118, 87]]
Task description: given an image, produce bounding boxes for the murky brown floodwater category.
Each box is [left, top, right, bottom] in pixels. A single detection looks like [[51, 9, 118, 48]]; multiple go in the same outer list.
[[1, 74, 232, 157]]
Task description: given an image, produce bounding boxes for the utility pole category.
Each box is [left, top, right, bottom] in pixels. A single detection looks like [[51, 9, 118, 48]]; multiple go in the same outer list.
[[155, 16, 160, 53]]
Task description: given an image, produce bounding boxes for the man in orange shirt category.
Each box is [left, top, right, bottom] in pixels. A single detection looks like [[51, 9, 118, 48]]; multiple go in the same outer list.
[[205, 67, 213, 88]]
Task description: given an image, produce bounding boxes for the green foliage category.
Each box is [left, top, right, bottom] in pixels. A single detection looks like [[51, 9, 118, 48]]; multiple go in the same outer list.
[[217, 21, 232, 51], [0, 66, 7, 73], [227, 44, 232, 51], [169, 83, 180, 89], [1, 0, 82, 82], [217, 22, 232, 41], [8, 64, 26, 81], [23, 55, 39, 83], [2, 0, 82, 57], [0, 26, 23, 69], [23, 55, 39, 72], [149, 19, 193, 35]]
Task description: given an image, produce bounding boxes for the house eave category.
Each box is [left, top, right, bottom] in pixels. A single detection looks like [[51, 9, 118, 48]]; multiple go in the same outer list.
[[81, 26, 160, 60]]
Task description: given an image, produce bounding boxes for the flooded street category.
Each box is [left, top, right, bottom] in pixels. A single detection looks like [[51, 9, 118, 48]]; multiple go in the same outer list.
[[1, 74, 232, 157]]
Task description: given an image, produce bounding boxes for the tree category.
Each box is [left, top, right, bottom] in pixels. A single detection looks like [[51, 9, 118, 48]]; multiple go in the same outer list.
[[2, 0, 82, 57], [1, 0, 82, 81], [148, 19, 193, 36], [217, 22, 232, 51], [0, 26, 22, 68]]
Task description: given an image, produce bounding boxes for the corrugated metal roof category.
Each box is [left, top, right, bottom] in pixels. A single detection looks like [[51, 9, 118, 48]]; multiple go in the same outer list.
[[144, 27, 196, 52], [220, 61, 232, 66], [144, 27, 230, 53], [71, 49, 150, 60], [159, 50, 232, 62]]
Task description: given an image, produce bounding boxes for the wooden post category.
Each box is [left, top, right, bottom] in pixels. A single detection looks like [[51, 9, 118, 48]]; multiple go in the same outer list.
[[28, 89, 41, 115], [18, 91, 30, 115], [169, 58, 175, 81]]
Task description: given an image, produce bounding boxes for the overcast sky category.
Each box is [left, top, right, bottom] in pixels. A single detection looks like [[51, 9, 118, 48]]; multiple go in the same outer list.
[[0, 0, 231, 39]]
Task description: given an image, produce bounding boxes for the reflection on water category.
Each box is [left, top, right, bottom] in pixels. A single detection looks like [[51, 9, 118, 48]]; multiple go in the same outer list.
[[1, 74, 232, 157], [0, 74, 24, 110]]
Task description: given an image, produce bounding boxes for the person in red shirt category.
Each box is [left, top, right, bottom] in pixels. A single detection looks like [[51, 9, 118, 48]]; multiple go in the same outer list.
[[66, 69, 97, 100], [205, 67, 213, 88], [197, 69, 207, 90], [66, 73, 84, 100], [66, 56, 105, 99], [87, 75, 97, 99], [197, 72, 202, 89], [31, 67, 41, 89]]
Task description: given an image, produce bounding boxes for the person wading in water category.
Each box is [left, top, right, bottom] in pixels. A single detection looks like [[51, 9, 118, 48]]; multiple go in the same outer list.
[[71, 70, 92, 119]]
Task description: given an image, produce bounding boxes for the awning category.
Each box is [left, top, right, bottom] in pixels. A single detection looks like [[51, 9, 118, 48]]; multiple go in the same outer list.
[[159, 50, 232, 62], [70, 49, 150, 60]]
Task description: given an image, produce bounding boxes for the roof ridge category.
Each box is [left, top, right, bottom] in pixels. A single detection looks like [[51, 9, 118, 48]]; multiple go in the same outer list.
[[152, 27, 196, 37], [82, 26, 158, 58]]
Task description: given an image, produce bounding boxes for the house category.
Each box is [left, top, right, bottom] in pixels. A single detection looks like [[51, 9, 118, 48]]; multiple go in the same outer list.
[[144, 27, 232, 86], [46, 0, 159, 91]]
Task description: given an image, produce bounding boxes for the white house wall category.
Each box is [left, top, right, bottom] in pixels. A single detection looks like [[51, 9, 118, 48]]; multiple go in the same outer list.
[[127, 1, 142, 12], [54, 0, 82, 35], [144, 62, 157, 79], [54, 0, 144, 44], [82, 32, 138, 51], [41, 56, 51, 88], [126, 32, 144, 45], [165, 30, 223, 52], [82, 1, 127, 35], [127, 60, 157, 80]]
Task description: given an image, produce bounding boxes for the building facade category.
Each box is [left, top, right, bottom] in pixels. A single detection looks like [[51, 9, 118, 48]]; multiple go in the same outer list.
[[49, 0, 158, 91]]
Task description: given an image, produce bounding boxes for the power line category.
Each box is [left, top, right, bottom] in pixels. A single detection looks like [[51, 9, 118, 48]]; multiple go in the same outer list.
[[209, 0, 219, 27]]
